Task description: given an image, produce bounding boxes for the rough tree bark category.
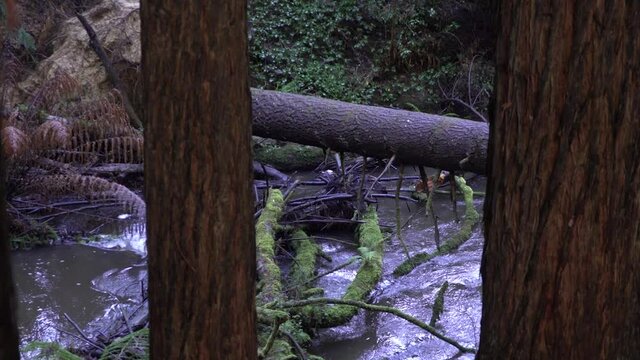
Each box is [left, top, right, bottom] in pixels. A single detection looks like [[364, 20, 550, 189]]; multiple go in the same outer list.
[[252, 89, 488, 174], [1, 8, 21, 356], [142, 1, 256, 359], [0, 133, 20, 360], [479, 2, 640, 359]]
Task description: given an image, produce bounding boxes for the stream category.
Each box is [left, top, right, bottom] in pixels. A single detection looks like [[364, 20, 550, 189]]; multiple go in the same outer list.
[[12, 175, 484, 360]]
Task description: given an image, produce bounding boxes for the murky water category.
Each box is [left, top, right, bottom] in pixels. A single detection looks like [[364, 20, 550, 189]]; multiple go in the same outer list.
[[12, 173, 484, 359], [12, 225, 146, 349]]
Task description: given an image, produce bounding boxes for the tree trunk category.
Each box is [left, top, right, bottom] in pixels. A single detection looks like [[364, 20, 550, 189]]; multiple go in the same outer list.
[[252, 89, 489, 174], [1, 22, 21, 359], [479, 2, 640, 359], [0, 135, 20, 360], [142, 1, 256, 359]]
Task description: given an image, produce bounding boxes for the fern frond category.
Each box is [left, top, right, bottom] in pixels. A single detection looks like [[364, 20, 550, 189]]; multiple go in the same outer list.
[[22, 175, 146, 218], [27, 70, 79, 115], [44, 149, 100, 165], [2, 126, 30, 158], [22, 341, 82, 360], [78, 136, 144, 164], [99, 328, 149, 360], [31, 119, 71, 151], [67, 89, 131, 129], [0, 52, 23, 93]]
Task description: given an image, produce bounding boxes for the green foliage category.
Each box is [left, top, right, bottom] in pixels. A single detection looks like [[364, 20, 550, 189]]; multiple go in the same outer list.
[[22, 341, 82, 360], [100, 328, 149, 360], [249, 0, 459, 105], [0, 1, 37, 53], [430, 281, 449, 327]]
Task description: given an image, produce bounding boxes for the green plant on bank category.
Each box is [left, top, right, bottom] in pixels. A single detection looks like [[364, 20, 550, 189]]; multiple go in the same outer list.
[[249, 0, 490, 111], [22, 342, 82, 360], [0, 0, 37, 53]]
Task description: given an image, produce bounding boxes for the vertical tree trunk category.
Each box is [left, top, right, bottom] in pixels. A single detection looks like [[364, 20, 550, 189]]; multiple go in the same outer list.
[[141, 1, 256, 359], [1, 16, 21, 356], [479, 2, 640, 359], [0, 139, 20, 360]]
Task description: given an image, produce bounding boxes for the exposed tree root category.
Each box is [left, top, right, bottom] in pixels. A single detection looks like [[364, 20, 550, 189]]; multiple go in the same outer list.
[[394, 176, 480, 276]]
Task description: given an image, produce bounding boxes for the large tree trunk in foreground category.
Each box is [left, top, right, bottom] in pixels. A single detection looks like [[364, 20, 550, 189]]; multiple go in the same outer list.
[[479, 2, 640, 359], [142, 0, 256, 359], [0, 135, 20, 360], [1, 14, 21, 357], [252, 89, 489, 174]]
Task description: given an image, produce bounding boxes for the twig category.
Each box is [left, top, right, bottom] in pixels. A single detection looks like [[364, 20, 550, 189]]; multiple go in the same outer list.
[[284, 194, 353, 214], [280, 218, 365, 225], [258, 318, 284, 359], [119, 305, 133, 335], [52, 326, 104, 351], [395, 164, 410, 259], [283, 256, 360, 293], [365, 154, 396, 199], [450, 176, 459, 222], [356, 156, 367, 215], [280, 329, 308, 360], [369, 193, 418, 203], [62, 313, 105, 350]]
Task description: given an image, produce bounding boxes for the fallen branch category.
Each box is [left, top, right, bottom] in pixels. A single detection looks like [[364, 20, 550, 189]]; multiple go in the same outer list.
[[276, 297, 475, 354]]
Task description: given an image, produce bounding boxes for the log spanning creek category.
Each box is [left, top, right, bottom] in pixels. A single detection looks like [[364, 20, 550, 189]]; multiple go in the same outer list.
[[12, 173, 484, 359]]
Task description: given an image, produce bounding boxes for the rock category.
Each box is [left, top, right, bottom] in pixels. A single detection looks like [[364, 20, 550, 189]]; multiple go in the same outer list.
[[10, 0, 141, 105]]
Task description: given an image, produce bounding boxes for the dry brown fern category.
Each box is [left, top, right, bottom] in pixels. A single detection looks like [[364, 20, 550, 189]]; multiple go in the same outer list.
[[78, 136, 144, 164], [26, 70, 80, 117], [2, 126, 30, 159], [31, 118, 71, 151], [21, 174, 146, 218]]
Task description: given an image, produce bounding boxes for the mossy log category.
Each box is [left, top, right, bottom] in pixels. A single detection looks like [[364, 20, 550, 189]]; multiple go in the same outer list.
[[256, 189, 285, 304], [256, 198, 317, 359], [287, 229, 320, 298], [254, 143, 325, 171], [252, 89, 488, 174], [301, 207, 384, 327], [394, 176, 480, 276]]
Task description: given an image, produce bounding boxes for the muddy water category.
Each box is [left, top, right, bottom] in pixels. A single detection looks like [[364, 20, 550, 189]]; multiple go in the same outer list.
[[310, 177, 485, 360], [12, 225, 146, 348]]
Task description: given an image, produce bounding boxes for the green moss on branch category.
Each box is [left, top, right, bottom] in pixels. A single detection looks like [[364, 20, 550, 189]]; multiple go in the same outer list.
[[302, 207, 384, 327], [254, 143, 325, 171], [394, 176, 480, 276], [277, 297, 476, 354], [287, 230, 320, 298], [256, 189, 285, 304]]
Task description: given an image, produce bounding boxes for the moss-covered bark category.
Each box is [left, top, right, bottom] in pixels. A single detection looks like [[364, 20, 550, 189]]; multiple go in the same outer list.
[[394, 176, 480, 276], [288, 229, 320, 298], [256, 189, 285, 304], [254, 142, 325, 171], [302, 207, 384, 327], [257, 206, 318, 359]]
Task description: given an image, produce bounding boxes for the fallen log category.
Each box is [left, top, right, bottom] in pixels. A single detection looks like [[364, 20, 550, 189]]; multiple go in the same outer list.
[[252, 89, 489, 175]]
